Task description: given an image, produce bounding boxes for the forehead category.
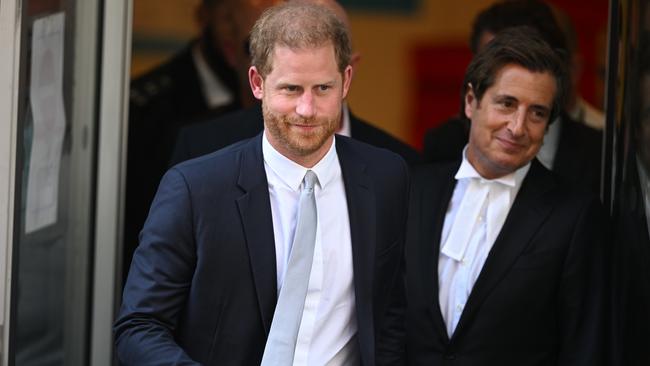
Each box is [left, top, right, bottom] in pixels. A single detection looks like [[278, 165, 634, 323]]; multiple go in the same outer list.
[[486, 63, 556, 106], [267, 43, 339, 79]]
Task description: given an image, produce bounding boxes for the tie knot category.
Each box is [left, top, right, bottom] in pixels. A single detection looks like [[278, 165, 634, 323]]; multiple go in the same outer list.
[[303, 170, 318, 192]]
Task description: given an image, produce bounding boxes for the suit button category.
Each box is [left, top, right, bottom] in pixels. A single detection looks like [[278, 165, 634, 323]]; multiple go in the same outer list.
[[444, 353, 456, 360]]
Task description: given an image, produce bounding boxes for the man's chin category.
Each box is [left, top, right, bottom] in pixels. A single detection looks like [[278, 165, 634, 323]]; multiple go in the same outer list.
[[286, 136, 330, 155]]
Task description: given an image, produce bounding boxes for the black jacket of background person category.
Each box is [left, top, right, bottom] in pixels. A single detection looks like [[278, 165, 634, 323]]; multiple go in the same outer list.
[[170, 103, 421, 167], [125, 39, 240, 281]]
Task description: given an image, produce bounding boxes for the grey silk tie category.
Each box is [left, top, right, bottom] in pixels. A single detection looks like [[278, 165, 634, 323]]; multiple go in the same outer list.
[[261, 170, 319, 366]]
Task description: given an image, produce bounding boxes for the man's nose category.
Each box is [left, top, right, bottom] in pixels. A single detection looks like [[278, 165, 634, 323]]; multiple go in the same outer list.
[[296, 92, 315, 118], [507, 108, 526, 137]]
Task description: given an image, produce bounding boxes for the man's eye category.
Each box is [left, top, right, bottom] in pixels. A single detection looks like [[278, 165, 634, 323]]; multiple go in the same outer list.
[[531, 110, 549, 122], [500, 100, 514, 108], [285, 86, 298, 92], [318, 85, 330, 92]]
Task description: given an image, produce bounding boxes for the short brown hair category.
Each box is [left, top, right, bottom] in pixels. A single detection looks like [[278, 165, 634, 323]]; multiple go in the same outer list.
[[249, 1, 351, 77], [462, 26, 569, 123]]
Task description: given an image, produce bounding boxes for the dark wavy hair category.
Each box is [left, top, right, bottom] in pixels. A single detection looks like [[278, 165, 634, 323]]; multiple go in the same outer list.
[[469, 0, 568, 59], [462, 26, 569, 123]]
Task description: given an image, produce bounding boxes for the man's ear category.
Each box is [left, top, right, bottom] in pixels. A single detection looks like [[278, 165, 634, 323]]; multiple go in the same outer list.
[[349, 52, 361, 80], [464, 83, 476, 119], [341, 65, 353, 99], [249, 66, 264, 100]]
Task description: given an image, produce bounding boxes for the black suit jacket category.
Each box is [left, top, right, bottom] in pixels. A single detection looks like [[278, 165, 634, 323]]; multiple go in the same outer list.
[[612, 159, 650, 366], [422, 115, 602, 193], [124, 42, 240, 283], [405, 159, 606, 366], [170, 104, 420, 167], [115, 134, 409, 365]]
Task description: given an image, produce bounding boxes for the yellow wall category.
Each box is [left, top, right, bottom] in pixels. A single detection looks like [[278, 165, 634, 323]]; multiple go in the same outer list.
[[131, 1, 496, 145], [346, 1, 494, 144]]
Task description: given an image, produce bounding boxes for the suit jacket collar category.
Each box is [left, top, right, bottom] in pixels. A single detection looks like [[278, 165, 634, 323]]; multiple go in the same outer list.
[[420, 161, 460, 345], [336, 136, 376, 366], [236, 134, 277, 335]]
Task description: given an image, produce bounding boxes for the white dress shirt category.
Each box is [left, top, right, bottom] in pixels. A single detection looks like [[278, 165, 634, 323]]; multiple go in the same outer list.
[[191, 44, 234, 108], [536, 117, 561, 170], [262, 132, 359, 365], [338, 104, 352, 137], [438, 147, 529, 337]]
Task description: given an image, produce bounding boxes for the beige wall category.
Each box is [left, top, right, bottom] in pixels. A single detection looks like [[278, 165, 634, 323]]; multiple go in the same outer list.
[[347, 1, 494, 144], [131, 1, 496, 145]]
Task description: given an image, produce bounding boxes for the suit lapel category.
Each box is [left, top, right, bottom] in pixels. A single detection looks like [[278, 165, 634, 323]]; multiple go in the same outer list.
[[451, 160, 556, 342], [419, 162, 459, 344], [336, 138, 376, 365], [235, 134, 277, 335]]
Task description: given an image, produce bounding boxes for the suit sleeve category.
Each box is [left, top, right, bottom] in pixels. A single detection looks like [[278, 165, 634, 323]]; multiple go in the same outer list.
[[114, 168, 200, 366], [376, 157, 410, 365], [558, 197, 609, 366]]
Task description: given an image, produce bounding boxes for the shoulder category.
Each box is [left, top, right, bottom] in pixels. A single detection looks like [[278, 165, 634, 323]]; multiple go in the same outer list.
[[336, 134, 406, 169], [526, 160, 601, 213], [172, 105, 264, 163], [410, 160, 459, 193], [561, 115, 602, 144], [422, 116, 470, 163], [349, 114, 420, 164], [180, 105, 263, 140], [170, 135, 257, 185]]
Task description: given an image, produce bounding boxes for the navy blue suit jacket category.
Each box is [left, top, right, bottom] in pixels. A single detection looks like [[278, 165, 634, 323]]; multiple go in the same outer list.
[[115, 134, 409, 365]]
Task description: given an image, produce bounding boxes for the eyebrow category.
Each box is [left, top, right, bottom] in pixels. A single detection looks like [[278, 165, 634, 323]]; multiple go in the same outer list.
[[493, 94, 551, 111]]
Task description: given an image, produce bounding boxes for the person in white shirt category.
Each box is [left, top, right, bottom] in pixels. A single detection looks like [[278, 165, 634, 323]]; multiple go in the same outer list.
[[406, 27, 607, 366], [115, 3, 409, 365]]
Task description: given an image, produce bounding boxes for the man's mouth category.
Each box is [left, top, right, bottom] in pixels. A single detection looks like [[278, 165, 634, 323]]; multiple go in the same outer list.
[[495, 136, 525, 151]]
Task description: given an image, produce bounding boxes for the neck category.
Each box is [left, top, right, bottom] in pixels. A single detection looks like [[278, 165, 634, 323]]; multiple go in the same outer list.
[[466, 144, 510, 180]]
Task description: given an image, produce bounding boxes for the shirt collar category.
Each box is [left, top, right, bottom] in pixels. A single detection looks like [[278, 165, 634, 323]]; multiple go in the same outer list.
[[456, 145, 530, 188], [262, 131, 339, 191], [337, 103, 351, 137], [191, 44, 234, 108]]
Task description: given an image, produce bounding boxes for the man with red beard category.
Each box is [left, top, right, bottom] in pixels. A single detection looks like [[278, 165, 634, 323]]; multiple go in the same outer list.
[[114, 2, 408, 365]]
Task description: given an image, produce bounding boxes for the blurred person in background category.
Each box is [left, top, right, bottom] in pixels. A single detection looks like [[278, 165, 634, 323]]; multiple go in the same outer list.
[[552, 5, 605, 130], [124, 0, 279, 280]]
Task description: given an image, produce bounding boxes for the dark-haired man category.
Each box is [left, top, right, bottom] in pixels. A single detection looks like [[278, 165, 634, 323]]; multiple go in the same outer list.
[[406, 27, 606, 365], [422, 0, 602, 195], [115, 2, 407, 365]]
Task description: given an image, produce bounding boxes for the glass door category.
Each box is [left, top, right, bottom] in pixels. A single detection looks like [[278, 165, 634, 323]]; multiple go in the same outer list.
[[8, 0, 100, 364], [0, 0, 132, 364]]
